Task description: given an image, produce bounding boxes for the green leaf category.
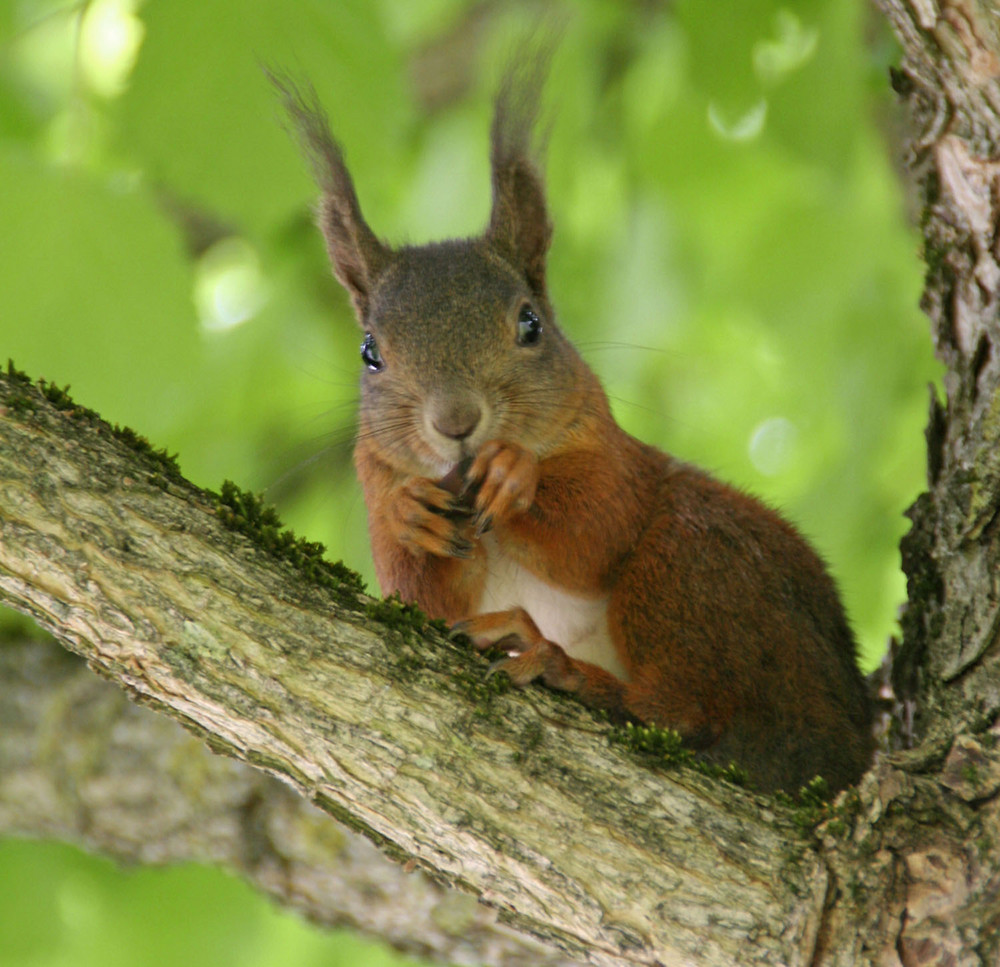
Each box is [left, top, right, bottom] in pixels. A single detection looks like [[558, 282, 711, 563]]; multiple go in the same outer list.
[[0, 149, 197, 436], [115, 0, 406, 240]]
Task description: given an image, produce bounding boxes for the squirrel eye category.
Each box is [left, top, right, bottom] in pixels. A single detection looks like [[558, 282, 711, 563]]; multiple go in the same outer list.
[[516, 305, 542, 346], [360, 332, 384, 372]]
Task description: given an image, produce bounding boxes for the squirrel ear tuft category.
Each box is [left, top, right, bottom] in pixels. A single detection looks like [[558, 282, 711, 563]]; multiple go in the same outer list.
[[485, 52, 553, 298], [268, 69, 389, 319]]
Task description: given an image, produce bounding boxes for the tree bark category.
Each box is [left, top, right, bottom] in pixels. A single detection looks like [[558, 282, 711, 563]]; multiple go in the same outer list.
[[877, 0, 1000, 746], [0, 634, 575, 967], [2, 1, 1000, 964]]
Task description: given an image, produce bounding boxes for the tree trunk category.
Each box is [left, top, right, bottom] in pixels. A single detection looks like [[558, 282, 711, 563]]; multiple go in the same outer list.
[[2, 1, 999, 964], [879, 0, 1000, 743]]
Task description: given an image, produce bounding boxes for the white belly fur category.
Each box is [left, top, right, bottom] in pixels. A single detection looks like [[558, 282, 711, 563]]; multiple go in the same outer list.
[[475, 535, 627, 680]]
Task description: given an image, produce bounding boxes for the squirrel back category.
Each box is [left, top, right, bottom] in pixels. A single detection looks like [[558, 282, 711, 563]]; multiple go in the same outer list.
[[273, 66, 874, 794]]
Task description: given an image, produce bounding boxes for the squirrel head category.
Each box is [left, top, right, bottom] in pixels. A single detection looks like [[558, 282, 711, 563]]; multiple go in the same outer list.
[[273, 65, 603, 478]]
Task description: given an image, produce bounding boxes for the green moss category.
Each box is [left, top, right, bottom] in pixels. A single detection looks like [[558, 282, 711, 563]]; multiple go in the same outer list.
[[443, 627, 513, 716], [5, 394, 33, 416], [961, 761, 981, 786], [39, 380, 76, 410], [771, 775, 863, 832], [4, 359, 46, 415], [363, 596, 451, 676], [607, 722, 750, 787], [846, 872, 864, 901], [975, 828, 994, 862], [798, 774, 831, 806], [456, 666, 512, 699], [364, 594, 431, 635], [5, 359, 30, 383], [609, 722, 688, 762], [824, 817, 848, 838], [708, 760, 751, 787], [511, 719, 545, 763], [112, 423, 183, 484], [22, 371, 100, 422], [4, 361, 184, 487], [451, 665, 512, 720], [214, 479, 365, 601], [360, 595, 432, 673]]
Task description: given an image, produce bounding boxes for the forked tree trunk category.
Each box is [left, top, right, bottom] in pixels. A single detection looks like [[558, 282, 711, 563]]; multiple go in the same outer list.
[[1, 2, 999, 964]]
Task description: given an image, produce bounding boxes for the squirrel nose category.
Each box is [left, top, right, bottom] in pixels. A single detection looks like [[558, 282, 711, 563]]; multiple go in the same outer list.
[[431, 399, 482, 441]]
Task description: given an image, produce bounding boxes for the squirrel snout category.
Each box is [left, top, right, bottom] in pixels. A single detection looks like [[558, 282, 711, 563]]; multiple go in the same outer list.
[[430, 398, 483, 441]]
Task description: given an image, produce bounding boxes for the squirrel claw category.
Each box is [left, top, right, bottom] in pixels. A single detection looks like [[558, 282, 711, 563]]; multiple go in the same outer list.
[[444, 501, 475, 520], [487, 648, 548, 687], [484, 657, 508, 679], [458, 475, 481, 503], [467, 440, 538, 526], [449, 538, 474, 558], [448, 623, 469, 641], [388, 476, 477, 559]]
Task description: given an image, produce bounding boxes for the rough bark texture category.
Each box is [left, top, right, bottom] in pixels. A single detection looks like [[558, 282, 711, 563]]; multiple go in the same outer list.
[[2, 1, 1000, 964], [879, 0, 1000, 747], [0, 634, 576, 966], [871, 1, 1000, 963]]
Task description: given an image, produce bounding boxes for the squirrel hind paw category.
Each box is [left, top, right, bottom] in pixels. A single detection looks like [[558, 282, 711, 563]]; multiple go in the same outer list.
[[454, 607, 542, 650], [488, 647, 548, 686]]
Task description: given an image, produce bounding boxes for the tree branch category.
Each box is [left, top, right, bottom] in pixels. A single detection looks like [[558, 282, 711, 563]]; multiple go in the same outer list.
[[0, 634, 576, 967], [0, 370, 827, 965]]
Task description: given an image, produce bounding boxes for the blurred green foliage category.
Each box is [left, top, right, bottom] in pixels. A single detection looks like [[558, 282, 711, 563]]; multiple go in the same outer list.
[[0, 0, 936, 963], [0, 839, 426, 967]]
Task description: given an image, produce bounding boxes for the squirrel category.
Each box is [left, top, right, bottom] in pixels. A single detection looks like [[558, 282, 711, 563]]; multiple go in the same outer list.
[[272, 64, 874, 794]]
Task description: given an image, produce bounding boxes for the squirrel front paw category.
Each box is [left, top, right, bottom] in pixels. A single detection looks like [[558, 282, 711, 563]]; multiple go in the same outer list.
[[387, 476, 475, 558], [465, 440, 539, 534]]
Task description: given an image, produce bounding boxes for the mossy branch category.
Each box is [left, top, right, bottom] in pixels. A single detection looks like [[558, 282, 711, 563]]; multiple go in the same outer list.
[[0, 365, 829, 966]]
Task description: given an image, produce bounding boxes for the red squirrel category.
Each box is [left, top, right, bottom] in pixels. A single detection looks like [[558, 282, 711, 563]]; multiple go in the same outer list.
[[273, 67, 874, 793]]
